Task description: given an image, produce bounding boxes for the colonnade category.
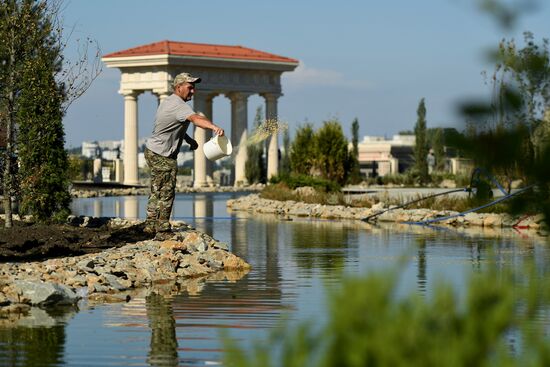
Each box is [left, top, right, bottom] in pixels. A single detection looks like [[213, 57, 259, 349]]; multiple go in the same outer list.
[[120, 89, 280, 187]]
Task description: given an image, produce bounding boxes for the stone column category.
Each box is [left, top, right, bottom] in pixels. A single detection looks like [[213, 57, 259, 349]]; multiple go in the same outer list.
[[114, 158, 124, 183], [204, 95, 215, 186], [123, 91, 140, 186], [93, 158, 102, 183], [228, 92, 250, 186], [156, 93, 170, 105], [124, 196, 139, 219], [263, 93, 281, 179], [193, 92, 208, 188]]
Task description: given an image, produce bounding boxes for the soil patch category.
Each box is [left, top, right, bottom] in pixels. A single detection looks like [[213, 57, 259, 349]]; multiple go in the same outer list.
[[0, 220, 154, 262]]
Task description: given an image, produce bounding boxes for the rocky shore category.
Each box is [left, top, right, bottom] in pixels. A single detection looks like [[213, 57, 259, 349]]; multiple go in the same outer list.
[[71, 184, 263, 198], [227, 193, 546, 229], [0, 219, 250, 313]]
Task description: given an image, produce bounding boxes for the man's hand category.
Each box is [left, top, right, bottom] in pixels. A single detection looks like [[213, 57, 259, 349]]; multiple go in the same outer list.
[[184, 134, 199, 150], [213, 126, 224, 136]]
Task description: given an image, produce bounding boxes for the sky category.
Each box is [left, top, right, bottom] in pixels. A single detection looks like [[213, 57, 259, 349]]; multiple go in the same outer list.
[[61, 0, 550, 148]]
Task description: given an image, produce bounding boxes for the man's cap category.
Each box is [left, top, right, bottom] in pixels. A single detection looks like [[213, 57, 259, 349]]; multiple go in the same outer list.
[[173, 72, 201, 87]]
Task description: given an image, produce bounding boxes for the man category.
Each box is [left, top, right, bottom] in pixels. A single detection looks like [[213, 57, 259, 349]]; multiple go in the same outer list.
[[144, 72, 224, 233]]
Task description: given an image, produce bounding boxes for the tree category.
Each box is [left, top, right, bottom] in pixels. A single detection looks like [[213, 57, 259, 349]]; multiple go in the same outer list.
[[280, 128, 291, 176], [290, 123, 316, 176], [245, 106, 266, 184], [348, 118, 362, 184], [0, 0, 100, 226], [16, 13, 71, 221], [414, 98, 429, 182], [0, 0, 41, 227], [493, 32, 550, 155], [432, 128, 446, 171], [315, 119, 350, 185]]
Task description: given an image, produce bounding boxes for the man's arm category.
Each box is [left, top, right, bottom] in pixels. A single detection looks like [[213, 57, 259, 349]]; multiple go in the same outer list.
[[188, 114, 224, 136], [183, 133, 198, 150]]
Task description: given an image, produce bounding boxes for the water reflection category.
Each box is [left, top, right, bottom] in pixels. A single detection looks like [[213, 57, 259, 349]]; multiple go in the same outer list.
[[111, 269, 264, 366], [124, 195, 139, 219], [36, 194, 548, 365], [289, 219, 356, 275], [193, 194, 213, 235], [416, 238, 427, 294], [0, 307, 76, 366], [146, 293, 178, 367]]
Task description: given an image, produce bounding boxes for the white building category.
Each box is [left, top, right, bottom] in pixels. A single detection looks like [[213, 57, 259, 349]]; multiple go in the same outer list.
[[358, 135, 415, 177], [177, 151, 193, 167], [101, 148, 121, 161], [138, 152, 146, 169], [81, 141, 101, 159]]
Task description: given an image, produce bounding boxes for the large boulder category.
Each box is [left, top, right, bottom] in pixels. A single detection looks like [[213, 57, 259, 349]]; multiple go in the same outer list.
[[12, 280, 80, 307]]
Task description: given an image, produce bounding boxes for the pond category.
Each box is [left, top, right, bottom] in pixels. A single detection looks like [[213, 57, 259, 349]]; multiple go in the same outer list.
[[0, 192, 546, 366]]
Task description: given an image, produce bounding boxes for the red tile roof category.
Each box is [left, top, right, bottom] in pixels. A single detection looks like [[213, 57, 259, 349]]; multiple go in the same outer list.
[[103, 40, 298, 64]]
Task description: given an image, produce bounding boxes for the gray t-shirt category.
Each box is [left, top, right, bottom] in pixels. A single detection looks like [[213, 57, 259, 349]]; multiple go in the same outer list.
[[145, 94, 195, 158]]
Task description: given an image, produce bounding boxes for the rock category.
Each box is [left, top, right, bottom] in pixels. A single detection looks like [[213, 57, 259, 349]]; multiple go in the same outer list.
[[212, 242, 230, 251], [294, 186, 316, 197], [483, 214, 503, 227], [12, 280, 80, 306], [88, 293, 130, 303], [223, 253, 251, 270], [0, 293, 10, 306], [439, 179, 457, 188], [159, 240, 188, 253], [464, 213, 484, 226], [0, 303, 31, 314], [511, 180, 523, 189], [77, 259, 95, 272], [181, 232, 209, 252], [89, 283, 109, 293], [101, 273, 129, 292]]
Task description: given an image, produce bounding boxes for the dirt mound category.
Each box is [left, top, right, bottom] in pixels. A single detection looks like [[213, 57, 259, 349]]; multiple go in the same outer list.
[[0, 220, 154, 262]]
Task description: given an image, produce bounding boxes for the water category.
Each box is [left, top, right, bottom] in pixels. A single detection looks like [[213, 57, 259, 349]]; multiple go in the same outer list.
[[0, 192, 547, 366]]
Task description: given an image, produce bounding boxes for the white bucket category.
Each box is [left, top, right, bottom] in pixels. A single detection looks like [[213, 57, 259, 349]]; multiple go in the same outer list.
[[203, 134, 233, 161]]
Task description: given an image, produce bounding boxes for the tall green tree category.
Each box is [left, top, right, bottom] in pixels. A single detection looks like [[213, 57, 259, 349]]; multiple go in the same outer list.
[[280, 128, 291, 176], [0, 0, 100, 225], [315, 119, 350, 185], [414, 98, 429, 182], [348, 118, 362, 184], [0, 0, 28, 227], [432, 128, 446, 171], [245, 106, 266, 184], [16, 13, 71, 221], [456, 33, 550, 222], [290, 123, 316, 176], [493, 32, 550, 156]]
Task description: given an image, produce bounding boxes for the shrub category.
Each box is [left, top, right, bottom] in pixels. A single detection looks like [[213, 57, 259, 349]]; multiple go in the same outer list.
[[224, 261, 550, 366], [315, 120, 350, 185], [289, 124, 316, 176], [269, 174, 340, 192]]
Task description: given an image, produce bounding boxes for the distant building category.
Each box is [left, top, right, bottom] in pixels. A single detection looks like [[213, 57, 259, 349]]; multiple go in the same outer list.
[[97, 140, 124, 151], [101, 148, 121, 161], [81, 141, 101, 159], [138, 152, 146, 169], [358, 135, 415, 177], [177, 151, 193, 167]]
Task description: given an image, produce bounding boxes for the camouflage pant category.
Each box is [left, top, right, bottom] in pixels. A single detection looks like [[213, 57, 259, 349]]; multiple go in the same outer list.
[[145, 148, 177, 225]]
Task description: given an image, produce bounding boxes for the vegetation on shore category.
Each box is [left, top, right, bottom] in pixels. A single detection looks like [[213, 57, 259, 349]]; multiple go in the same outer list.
[[225, 259, 550, 366], [260, 182, 509, 214], [0, 0, 100, 226]]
